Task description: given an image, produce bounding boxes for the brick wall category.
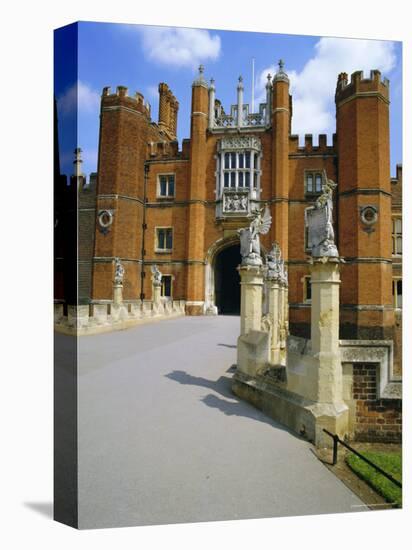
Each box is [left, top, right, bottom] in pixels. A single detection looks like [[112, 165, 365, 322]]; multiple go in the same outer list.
[[353, 363, 401, 443]]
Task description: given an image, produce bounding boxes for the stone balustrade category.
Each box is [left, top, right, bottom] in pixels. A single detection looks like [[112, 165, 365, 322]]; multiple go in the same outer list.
[[54, 299, 186, 335]]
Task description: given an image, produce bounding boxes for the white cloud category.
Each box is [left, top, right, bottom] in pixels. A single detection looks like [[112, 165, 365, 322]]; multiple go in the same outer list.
[[256, 38, 396, 140], [140, 26, 221, 68], [57, 81, 100, 115]]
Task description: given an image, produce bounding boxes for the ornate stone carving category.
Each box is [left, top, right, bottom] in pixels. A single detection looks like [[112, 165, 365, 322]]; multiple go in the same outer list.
[[97, 209, 114, 234], [273, 59, 290, 84], [218, 136, 262, 152], [223, 192, 248, 213], [151, 264, 162, 286], [192, 64, 208, 88], [360, 205, 378, 226], [238, 205, 272, 266], [305, 175, 339, 258], [261, 314, 272, 332], [266, 242, 288, 285], [114, 258, 125, 285]]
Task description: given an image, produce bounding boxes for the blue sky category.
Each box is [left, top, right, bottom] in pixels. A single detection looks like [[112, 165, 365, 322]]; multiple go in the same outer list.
[[55, 22, 402, 179]]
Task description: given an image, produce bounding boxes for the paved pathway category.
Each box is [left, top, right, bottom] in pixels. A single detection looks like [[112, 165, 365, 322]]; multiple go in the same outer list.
[[77, 315, 363, 529]]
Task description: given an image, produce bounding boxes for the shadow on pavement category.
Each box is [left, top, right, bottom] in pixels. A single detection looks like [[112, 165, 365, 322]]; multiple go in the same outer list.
[[165, 370, 234, 399], [165, 369, 300, 436], [217, 343, 237, 349]]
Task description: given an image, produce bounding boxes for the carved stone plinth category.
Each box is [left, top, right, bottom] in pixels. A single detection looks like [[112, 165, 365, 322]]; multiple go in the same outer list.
[[237, 330, 269, 377], [113, 284, 123, 305], [266, 277, 280, 364], [238, 265, 265, 336], [152, 283, 161, 307], [309, 256, 349, 442]]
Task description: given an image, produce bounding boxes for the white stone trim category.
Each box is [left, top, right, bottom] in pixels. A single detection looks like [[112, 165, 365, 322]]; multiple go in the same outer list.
[[340, 339, 400, 399], [154, 226, 173, 253]]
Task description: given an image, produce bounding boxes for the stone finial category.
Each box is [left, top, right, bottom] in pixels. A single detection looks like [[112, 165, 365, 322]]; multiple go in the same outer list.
[[193, 64, 208, 87], [266, 73, 272, 88], [210, 77, 215, 90], [74, 147, 82, 162], [73, 147, 84, 179], [273, 58, 289, 84]]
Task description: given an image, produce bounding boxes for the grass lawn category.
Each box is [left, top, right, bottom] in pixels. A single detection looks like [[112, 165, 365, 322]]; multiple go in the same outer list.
[[346, 451, 402, 507]]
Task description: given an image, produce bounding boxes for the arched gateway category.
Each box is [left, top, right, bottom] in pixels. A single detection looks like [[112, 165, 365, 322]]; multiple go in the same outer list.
[[204, 235, 270, 315], [204, 235, 241, 315]]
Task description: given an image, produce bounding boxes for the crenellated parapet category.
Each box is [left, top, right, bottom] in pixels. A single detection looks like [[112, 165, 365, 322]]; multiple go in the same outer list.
[[147, 139, 181, 160], [289, 134, 336, 155], [335, 69, 389, 105], [101, 85, 151, 118]]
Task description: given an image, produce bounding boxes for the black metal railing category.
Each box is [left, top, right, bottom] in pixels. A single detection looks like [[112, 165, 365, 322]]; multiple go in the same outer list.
[[323, 429, 402, 489]]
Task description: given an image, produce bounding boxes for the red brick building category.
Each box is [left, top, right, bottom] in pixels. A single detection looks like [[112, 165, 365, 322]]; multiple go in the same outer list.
[[76, 62, 401, 342]]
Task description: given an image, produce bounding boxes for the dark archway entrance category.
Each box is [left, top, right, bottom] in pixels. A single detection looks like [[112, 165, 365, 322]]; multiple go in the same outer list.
[[214, 245, 241, 314]]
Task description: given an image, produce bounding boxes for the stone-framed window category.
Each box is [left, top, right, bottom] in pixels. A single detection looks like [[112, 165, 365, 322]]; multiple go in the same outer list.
[[305, 171, 323, 195], [303, 275, 312, 302], [392, 216, 402, 255], [157, 174, 175, 198], [216, 136, 262, 194], [161, 275, 172, 298], [221, 151, 259, 190], [155, 227, 173, 252], [392, 278, 402, 309]]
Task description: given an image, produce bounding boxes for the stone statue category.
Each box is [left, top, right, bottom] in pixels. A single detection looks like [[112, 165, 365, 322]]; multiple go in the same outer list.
[[151, 264, 162, 286], [232, 195, 240, 211], [238, 205, 272, 266], [266, 242, 288, 285], [114, 258, 125, 285], [266, 242, 282, 280], [305, 174, 339, 258]]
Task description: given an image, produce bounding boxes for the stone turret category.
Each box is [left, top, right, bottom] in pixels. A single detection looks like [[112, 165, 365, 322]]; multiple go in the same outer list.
[[271, 59, 290, 257], [185, 65, 209, 315]]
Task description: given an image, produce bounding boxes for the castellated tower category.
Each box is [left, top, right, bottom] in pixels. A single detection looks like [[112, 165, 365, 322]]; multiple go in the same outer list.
[[335, 70, 393, 339], [92, 86, 151, 301]]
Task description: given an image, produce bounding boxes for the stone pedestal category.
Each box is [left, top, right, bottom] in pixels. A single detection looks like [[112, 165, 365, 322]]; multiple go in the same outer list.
[[309, 257, 348, 444], [279, 283, 289, 363], [238, 265, 265, 336], [266, 277, 280, 364], [113, 283, 123, 305], [310, 258, 342, 402], [237, 265, 268, 377], [152, 283, 162, 313]]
